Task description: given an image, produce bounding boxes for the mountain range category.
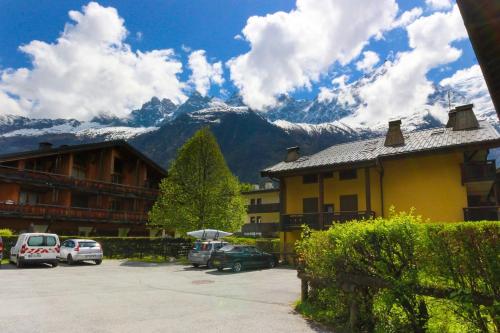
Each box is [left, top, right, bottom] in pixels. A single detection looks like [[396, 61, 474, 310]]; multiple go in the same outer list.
[[0, 70, 497, 182]]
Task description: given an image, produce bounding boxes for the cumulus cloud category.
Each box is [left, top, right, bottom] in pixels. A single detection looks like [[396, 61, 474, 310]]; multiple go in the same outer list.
[[188, 50, 224, 96], [440, 65, 496, 121], [356, 51, 380, 73], [342, 5, 468, 126], [391, 7, 423, 28], [227, 0, 399, 110], [0, 2, 186, 120], [425, 0, 452, 10]]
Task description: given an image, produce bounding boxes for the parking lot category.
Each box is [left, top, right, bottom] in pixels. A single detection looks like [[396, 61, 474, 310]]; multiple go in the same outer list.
[[0, 260, 327, 333]]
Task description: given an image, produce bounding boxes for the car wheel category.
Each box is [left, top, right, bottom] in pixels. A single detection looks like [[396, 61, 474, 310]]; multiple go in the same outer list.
[[192, 263, 199, 268], [94, 260, 102, 265], [52, 261, 59, 268], [67, 254, 74, 265], [232, 262, 242, 273], [16, 257, 23, 268], [217, 267, 223, 272], [268, 260, 276, 269], [206, 260, 212, 268]]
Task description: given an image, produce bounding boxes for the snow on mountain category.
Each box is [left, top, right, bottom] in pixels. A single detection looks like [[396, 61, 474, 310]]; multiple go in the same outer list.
[[0, 121, 157, 140], [272, 119, 361, 136]]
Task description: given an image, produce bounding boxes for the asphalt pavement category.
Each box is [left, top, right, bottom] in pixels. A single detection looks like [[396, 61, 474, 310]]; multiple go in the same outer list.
[[0, 260, 328, 333]]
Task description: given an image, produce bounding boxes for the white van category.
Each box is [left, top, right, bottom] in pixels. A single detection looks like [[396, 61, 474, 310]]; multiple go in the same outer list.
[[10, 233, 60, 268]]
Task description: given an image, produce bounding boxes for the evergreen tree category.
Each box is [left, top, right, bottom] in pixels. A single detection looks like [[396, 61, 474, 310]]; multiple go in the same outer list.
[[149, 127, 246, 234]]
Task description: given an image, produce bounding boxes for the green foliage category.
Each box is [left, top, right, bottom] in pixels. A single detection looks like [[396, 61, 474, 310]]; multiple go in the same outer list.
[[149, 127, 246, 234], [0, 228, 13, 236], [296, 212, 499, 332], [0, 236, 192, 260], [225, 236, 280, 253], [240, 182, 254, 192]]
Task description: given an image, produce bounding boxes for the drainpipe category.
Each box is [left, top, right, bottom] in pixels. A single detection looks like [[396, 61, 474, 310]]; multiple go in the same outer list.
[[376, 158, 385, 218]]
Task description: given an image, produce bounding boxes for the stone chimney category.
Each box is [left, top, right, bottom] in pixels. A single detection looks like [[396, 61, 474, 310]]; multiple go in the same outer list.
[[285, 146, 300, 162], [38, 142, 53, 150], [384, 120, 405, 147], [446, 104, 479, 131]]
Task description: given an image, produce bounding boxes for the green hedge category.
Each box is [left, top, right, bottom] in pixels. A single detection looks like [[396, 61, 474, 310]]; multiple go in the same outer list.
[[296, 212, 499, 333], [224, 236, 280, 254], [1, 236, 192, 260]]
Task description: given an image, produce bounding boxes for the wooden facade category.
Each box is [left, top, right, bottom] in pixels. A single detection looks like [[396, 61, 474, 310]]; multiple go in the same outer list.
[[0, 141, 166, 236]]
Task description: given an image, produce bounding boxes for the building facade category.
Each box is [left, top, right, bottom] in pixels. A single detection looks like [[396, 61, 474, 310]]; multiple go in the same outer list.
[[241, 183, 280, 237], [261, 105, 500, 253], [0, 140, 166, 236]]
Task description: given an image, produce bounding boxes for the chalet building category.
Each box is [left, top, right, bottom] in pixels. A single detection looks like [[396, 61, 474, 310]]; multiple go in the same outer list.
[[241, 183, 280, 237], [0, 140, 166, 236], [261, 105, 500, 253]]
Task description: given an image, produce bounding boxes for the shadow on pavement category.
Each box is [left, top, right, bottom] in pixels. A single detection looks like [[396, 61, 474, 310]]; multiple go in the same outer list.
[[0, 262, 54, 270]]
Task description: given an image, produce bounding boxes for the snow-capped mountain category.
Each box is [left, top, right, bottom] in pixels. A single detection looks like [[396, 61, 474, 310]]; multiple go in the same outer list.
[[0, 65, 496, 181]]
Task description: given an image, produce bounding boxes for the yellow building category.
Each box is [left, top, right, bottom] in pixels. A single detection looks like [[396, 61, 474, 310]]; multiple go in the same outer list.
[[261, 105, 500, 253], [241, 183, 280, 237]]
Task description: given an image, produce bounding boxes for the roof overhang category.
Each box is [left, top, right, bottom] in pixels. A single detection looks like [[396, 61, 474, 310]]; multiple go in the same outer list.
[[457, 0, 500, 119]]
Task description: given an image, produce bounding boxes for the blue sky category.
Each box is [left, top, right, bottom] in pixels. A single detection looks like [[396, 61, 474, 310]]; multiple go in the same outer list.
[[0, 0, 487, 124]]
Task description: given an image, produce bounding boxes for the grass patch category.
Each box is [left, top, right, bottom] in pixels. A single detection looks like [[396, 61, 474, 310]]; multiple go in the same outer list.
[[295, 300, 338, 329], [1, 258, 9, 265]]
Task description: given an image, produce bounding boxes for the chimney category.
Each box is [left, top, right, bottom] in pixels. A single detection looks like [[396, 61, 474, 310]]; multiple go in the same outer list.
[[38, 142, 53, 150], [264, 181, 274, 190], [446, 104, 479, 131], [285, 146, 300, 162], [384, 120, 405, 147]]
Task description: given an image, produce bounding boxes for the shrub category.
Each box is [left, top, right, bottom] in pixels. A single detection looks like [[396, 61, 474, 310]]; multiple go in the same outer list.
[[0, 228, 13, 236], [296, 212, 499, 332]]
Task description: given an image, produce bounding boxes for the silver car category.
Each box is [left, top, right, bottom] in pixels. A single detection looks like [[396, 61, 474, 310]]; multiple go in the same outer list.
[[58, 239, 103, 265], [188, 241, 227, 267]]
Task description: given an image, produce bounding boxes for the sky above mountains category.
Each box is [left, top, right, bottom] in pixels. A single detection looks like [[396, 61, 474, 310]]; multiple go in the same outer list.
[[0, 0, 487, 126]]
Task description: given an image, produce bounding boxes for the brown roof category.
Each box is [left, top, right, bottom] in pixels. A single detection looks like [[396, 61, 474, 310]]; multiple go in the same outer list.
[[0, 140, 167, 176], [262, 121, 500, 176], [457, 0, 500, 119]]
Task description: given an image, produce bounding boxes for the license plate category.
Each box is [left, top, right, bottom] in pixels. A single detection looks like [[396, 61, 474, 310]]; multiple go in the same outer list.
[[27, 254, 42, 258]]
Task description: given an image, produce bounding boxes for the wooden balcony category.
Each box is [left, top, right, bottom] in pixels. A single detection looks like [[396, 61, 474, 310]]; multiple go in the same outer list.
[[463, 206, 500, 221], [281, 211, 375, 231], [241, 222, 280, 236], [0, 202, 147, 224], [0, 165, 159, 199], [246, 203, 280, 214], [461, 160, 496, 183]]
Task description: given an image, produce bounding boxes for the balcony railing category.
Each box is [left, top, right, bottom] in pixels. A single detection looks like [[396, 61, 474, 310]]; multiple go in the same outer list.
[[246, 203, 280, 214], [0, 202, 147, 224], [0, 165, 158, 199], [463, 206, 500, 221], [461, 160, 496, 183], [281, 211, 375, 230], [241, 222, 280, 236]]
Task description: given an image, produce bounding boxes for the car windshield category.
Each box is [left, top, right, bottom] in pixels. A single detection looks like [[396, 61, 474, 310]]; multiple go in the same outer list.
[[27, 236, 44, 246], [219, 245, 242, 252], [79, 241, 98, 248]]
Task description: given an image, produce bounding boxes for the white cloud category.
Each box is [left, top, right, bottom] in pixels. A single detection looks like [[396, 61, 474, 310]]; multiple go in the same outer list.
[[227, 0, 399, 110], [318, 75, 356, 108], [188, 50, 224, 96], [391, 7, 423, 28], [425, 0, 452, 10], [0, 2, 186, 120], [343, 5, 468, 126], [355, 51, 380, 73], [440, 65, 496, 121]]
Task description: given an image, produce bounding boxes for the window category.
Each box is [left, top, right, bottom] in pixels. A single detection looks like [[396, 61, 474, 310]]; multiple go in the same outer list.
[[303, 174, 318, 184], [72, 194, 89, 208], [256, 198, 262, 205], [19, 191, 40, 205], [78, 241, 98, 248], [324, 204, 334, 213], [303, 197, 319, 213], [250, 216, 256, 223], [27, 236, 44, 246], [340, 195, 358, 212], [46, 236, 57, 246], [339, 169, 357, 180], [323, 172, 333, 179], [256, 216, 262, 223], [250, 198, 255, 205]]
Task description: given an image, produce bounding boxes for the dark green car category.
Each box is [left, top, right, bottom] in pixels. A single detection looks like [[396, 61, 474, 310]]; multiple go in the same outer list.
[[211, 245, 277, 272]]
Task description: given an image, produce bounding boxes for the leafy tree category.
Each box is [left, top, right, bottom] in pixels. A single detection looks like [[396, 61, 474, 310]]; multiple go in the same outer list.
[[149, 127, 246, 234]]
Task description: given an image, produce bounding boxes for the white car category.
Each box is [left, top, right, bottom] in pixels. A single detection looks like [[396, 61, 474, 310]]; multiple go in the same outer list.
[[59, 239, 103, 265], [10, 233, 60, 268]]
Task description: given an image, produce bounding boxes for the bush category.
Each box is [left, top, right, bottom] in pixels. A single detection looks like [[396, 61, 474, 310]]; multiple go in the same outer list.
[[0, 236, 192, 260], [296, 211, 499, 332], [0, 228, 13, 236], [224, 236, 280, 254]]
